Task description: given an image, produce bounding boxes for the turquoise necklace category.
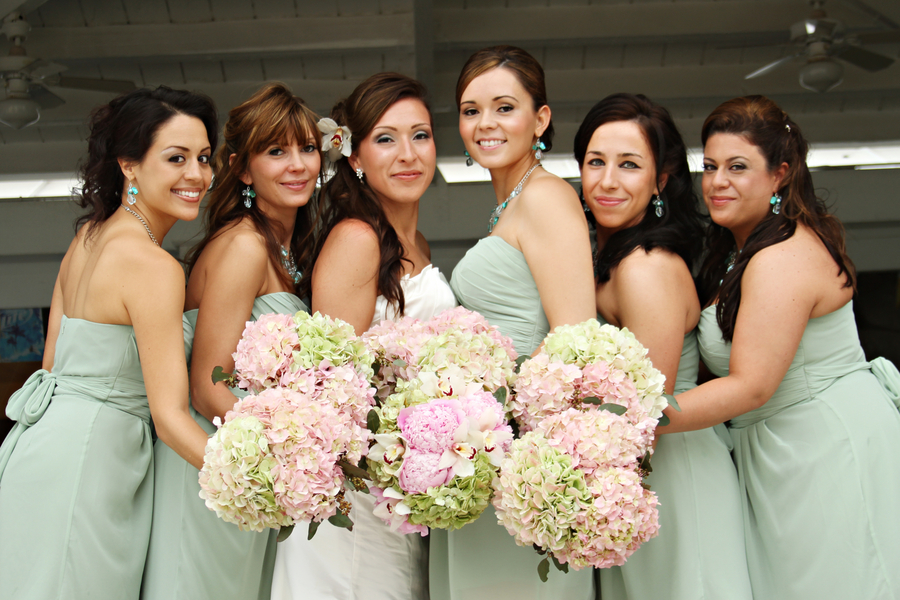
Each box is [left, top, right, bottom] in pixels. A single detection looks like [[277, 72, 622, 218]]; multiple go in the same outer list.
[[280, 245, 301, 285], [488, 163, 541, 233]]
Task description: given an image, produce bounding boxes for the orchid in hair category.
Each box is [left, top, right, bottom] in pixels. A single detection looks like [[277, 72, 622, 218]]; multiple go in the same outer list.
[[317, 118, 352, 163]]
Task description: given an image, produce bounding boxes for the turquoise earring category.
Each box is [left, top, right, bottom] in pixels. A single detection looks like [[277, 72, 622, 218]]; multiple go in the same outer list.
[[770, 193, 782, 215], [465, 151, 473, 167], [127, 183, 138, 205], [532, 140, 547, 160]]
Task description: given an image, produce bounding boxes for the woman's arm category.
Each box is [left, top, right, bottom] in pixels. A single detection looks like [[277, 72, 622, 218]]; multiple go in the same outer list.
[[126, 244, 209, 470], [660, 240, 824, 433], [517, 177, 597, 332], [311, 219, 381, 334], [608, 250, 698, 395], [189, 230, 268, 423]]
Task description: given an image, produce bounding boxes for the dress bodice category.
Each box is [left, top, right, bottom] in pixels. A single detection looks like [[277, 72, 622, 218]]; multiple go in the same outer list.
[[699, 301, 874, 427], [450, 237, 548, 356], [370, 264, 456, 328]]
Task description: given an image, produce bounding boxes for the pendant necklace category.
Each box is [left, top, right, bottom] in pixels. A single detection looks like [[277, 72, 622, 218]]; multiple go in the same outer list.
[[280, 245, 301, 285], [488, 163, 541, 233], [122, 205, 160, 247]]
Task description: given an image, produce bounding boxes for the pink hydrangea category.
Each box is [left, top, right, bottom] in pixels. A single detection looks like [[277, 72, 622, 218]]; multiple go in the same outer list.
[[538, 409, 648, 475], [232, 313, 299, 392], [397, 450, 453, 494]]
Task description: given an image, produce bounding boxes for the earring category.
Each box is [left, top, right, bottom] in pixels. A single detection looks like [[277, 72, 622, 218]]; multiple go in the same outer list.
[[356, 168, 364, 182], [652, 195, 664, 218], [770, 193, 782, 215], [532, 140, 547, 160], [465, 151, 473, 167], [242, 185, 256, 208], [127, 183, 138, 205]]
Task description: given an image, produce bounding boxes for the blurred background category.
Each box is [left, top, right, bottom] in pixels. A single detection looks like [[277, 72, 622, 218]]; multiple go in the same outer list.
[[1, 0, 899, 438]]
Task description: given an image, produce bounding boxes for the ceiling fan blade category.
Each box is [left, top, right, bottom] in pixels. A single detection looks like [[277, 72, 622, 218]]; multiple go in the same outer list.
[[28, 83, 64, 110], [856, 30, 900, 45], [23, 59, 67, 79], [835, 45, 895, 72], [52, 76, 137, 94], [745, 53, 802, 79]]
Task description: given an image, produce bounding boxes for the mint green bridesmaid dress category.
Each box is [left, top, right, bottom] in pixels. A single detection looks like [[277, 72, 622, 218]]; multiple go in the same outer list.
[[597, 320, 752, 600], [0, 316, 152, 599], [699, 301, 900, 599], [430, 236, 594, 600], [141, 292, 307, 600]]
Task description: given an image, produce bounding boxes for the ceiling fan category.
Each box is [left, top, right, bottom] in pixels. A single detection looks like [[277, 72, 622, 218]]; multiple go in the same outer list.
[[0, 12, 136, 129], [744, 0, 900, 93]]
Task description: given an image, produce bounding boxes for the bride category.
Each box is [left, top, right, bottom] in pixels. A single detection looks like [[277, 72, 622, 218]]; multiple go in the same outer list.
[[269, 72, 455, 600]]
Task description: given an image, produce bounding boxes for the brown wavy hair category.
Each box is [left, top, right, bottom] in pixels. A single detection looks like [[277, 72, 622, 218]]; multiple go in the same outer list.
[[300, 72, 431, 315], [455, 45, 554, 151], [184, 82, 321, 291], [697, 95, 855, 341]]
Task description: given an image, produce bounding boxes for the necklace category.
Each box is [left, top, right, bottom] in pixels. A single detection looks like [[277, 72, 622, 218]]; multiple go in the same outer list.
[[488, 163, 541, 233], [122, 205, 160, 247], [720, 247, 741, 285], [280, 245, 301, 285]]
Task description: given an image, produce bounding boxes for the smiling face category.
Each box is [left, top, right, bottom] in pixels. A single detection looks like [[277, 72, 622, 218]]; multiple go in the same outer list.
[[124, 113, 212, 222], [349, 97, 435, 207], [458, 67, 549, 170], [581, 120, 664, 238], [702, 132, 786, 246], [240, 132, 321, 214]]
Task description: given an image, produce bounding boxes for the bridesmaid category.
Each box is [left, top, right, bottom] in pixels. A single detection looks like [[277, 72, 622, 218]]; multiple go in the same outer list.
[[662, 95, 900, 599], [431, 45, 596, 600], [0, 87, 217, 599], [270, 72, 455, 600], [575, 93, 752, 600], [142, 83, 320, 600]]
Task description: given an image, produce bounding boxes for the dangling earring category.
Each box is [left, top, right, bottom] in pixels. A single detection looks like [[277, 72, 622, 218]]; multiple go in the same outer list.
[[242, 185, 256, 208], [465, 151, 473, 167], [532, 140, 547, 160], [356, 168, 364, 182], [770, 193, 782, 215], [127, 182, 138, 205], [652, 195, 664, 218]]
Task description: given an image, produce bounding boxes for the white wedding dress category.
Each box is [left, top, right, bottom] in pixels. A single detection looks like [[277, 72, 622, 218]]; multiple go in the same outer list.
[[271, 264, 457, 600]]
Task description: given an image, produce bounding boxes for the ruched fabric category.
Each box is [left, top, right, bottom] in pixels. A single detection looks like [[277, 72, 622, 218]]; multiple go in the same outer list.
[[142, 292, 307, 600], [0, 316, 152, 600], [699, 301, 900, 600]]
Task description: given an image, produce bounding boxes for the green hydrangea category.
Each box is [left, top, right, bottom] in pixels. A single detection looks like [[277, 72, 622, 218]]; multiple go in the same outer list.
[[403, 453, 495, 530], [290, 311, 375, 379]]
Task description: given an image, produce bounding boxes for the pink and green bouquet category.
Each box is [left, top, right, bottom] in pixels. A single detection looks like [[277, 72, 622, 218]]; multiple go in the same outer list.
[[362, 306, 518, 534], [199, 311, 376, 539], [493, 319, 669, 579]]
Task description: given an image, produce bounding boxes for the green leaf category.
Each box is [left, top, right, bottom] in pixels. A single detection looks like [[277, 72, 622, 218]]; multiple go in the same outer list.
[[277, 524, 295, 542], [338, 458, 371, 481], [596, 402, 627, 415], [366, 408, 380, 433], [328, 513, 354, 531], [657, 413, 671, 427], [638, 451, 653, 474], [211, 365, 236, 387], [537, 557, 550, 582], [515, 355, 529, 372], [664, 393, 681, 412], [307, 521, 319, 540], [581, 396, 603, 406], [371, 360, 381, 375], [493, 387, 508, 405], [551, 554, 569, 574], [532, 543, 548, 555], [392, 358, 408, 369]]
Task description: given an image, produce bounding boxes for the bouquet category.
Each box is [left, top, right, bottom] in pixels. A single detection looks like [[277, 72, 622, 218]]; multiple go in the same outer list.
[[199, 312, 377, 539], [362, 306, 518, 534], [494, 319, 671, 579]]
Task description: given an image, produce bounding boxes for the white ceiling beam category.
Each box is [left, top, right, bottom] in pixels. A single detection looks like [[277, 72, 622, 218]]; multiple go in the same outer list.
[[24, 13, 414, 61]]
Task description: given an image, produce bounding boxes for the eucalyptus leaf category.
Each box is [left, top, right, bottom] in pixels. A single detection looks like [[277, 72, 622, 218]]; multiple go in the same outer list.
[[493, 387, 508, 405], [596, 402, 627, 416], [537, 557, 550, 582], [515, 355, 529, 371], [277, 524, 294, 542], [338, 458, 371, 481], [211, 366, 236, 387], [581, 396, 603, 406], [371, 360, 381, 374], [307, 521, 319, 540], [664, 393, 681, 412], [367, 409, 381, 433], [392, 358, 408, 369], [551, 554, 569, 574], [638, 451, 653, 474], [532, 543, 548, 555], [657, 413, 671, 427], [328, 513, 354, 531]]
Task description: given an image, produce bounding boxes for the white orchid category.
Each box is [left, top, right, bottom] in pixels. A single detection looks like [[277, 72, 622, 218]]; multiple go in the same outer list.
[[317, 118, 352, 163], [367, 432, 406, 475], [372, 487, 413, 532]]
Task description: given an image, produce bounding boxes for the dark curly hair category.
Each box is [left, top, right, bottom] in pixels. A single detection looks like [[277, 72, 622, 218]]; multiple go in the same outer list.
[[573, 93, 706, 283], [300, 72, 431, 315], [76, 86, 218, 232], [697, 95, 855, 341]]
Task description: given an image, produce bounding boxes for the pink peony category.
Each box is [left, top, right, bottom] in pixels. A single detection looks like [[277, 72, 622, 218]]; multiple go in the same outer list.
[[397, 450, 453, 494], [397, 399, 466, 454]]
